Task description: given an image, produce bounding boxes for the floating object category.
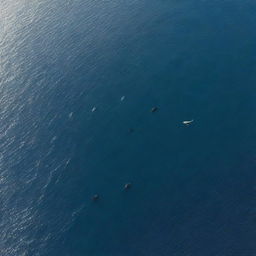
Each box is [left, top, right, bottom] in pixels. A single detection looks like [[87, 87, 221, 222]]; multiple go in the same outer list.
[[128, 128, 134, 133], [151, 107, 158, 113], [182, 120, 194, 125], [91, 107, 97, 112], [120, 96, 125, 101], [124, 183, 132, 190], [68, 112, 73, 119], [50, 136, 57, 143], [92, 194, 99, 201]]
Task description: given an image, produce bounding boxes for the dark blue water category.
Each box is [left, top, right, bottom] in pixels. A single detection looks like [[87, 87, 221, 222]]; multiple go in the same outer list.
[[1, 0, 256, 255]]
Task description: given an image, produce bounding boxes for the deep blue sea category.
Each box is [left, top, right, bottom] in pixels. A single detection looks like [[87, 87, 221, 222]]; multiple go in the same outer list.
[[1, 0, 256, 255]]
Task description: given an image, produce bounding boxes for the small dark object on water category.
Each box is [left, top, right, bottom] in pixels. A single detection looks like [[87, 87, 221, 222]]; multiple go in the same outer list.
[[124, 183, 132, 190], [151, 107, 158, 113], [92, 194, 99, 201], [129, 128, 134, 133]]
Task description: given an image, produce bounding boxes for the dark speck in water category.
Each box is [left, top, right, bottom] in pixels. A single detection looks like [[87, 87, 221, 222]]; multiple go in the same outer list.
[[151, 107, 158, 113], [128, 128, 134, 133], [92, 194, 99, 201], [124, 183, 132, 190]]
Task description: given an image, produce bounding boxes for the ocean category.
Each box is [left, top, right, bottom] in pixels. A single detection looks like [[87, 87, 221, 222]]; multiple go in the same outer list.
[[1, 0, 256, 255]]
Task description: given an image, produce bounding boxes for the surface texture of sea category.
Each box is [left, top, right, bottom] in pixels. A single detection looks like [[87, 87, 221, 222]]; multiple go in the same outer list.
[[1, 0, 256, 255]]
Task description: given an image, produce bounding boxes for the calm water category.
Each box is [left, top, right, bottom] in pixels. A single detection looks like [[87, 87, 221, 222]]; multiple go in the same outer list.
[[1, 0, 256, 255]]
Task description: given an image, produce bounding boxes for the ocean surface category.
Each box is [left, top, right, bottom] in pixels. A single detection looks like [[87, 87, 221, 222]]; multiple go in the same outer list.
[[1, 0, 256, 255]]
